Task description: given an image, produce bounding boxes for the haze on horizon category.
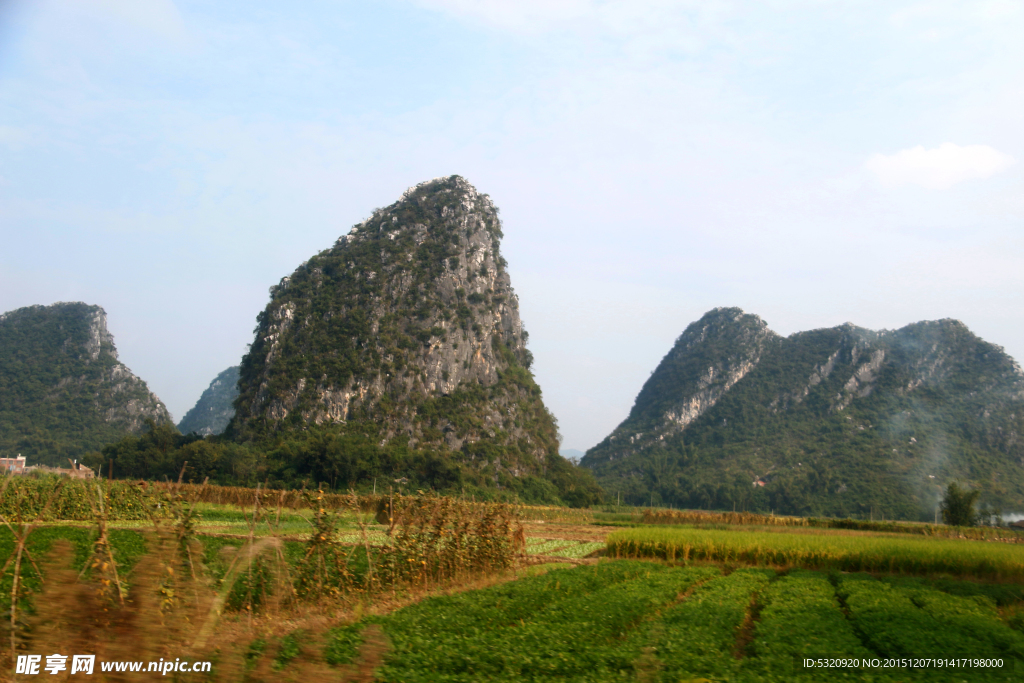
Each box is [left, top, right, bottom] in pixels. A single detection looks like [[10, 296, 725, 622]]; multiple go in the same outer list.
[[1, 0, 1021, 452]]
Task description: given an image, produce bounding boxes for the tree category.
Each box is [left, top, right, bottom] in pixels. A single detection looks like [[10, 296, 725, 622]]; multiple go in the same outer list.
[[940, 482, 979, 527]]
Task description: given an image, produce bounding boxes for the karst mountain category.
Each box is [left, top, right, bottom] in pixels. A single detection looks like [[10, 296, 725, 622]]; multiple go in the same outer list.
[[229, 175, 599, 504], [0, 302, 174, 466], [177, 366, 240, 436], [582, 307, 1024, 519]]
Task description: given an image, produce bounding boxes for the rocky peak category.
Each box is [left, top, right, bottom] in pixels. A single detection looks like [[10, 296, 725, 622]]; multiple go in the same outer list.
[[233, 175, 557, 462], [583, 307, 778, 466], [0, 302, 174, 465], [632, 307, 775, 427], [84, 306, 117, 361]]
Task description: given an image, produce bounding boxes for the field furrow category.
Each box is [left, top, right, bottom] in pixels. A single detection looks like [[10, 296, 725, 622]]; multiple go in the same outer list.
[[329, 562, 718, 682], [741, 570, 873, 681], [838, 574, 1024, 681], [634, 568, 774, 681]]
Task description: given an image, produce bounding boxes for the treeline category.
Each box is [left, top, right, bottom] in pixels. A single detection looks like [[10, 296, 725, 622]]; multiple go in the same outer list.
[[83, 420, 602, 507]]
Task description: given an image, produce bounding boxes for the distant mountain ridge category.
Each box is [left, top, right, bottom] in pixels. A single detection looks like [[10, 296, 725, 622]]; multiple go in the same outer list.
[[178, 366, 239, 435], [0, 302, 174, 466], [582, 307, 1024, 519]]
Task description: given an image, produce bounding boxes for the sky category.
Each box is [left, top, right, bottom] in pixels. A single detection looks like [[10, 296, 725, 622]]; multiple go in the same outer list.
[[1, 0, 1022, 452]]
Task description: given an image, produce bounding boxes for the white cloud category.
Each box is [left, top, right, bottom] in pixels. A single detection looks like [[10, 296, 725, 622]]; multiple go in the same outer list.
[[864, 143, 1015, 190]]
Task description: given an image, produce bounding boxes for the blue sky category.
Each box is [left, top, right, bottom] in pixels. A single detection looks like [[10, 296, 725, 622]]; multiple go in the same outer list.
[[1, 0, 1022, 451]]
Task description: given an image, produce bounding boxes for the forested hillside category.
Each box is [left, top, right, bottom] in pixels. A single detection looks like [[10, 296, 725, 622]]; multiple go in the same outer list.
[[177, 366, 239, 436], [0, 302, 174, 466], [583, 308, 1024, 520]]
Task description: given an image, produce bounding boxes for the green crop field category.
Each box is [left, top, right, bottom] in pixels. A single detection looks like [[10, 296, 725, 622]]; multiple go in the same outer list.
[[4, 478, 1024, 681], [606, 525, 1024, 581], [321, 561, 1024, 682]]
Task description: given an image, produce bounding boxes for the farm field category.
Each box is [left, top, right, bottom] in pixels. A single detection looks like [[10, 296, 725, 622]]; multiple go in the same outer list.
[[0, 485, 609, 624], [325, 561, 1024, 682], [0, 517, 606, 608], [638, 508, 1021, 541], [3, 478, 1024, 681], [607, 526, 1024, 581]]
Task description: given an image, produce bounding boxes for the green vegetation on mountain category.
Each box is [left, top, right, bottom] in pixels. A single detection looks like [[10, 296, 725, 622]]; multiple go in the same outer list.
[[178, 366, 240, 435], [93, 177, 600, 506], [0, 302, 174, 467], [583, 307, 1024, 520]]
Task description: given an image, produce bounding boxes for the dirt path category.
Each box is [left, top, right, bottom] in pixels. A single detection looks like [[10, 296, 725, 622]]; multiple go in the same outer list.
[[522, 522, 619, 543]]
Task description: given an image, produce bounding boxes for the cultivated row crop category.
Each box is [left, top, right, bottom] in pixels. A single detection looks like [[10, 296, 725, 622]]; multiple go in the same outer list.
[[838, 574, 1024, 662], [640, 508, 1018, 540], [546, 541, 604, 559], [335, 561, 720, 681], [632, 567, 773, 680], [606, 526, 1024, 581], [323, 563, 1024, 682], [0, 477, 152, 520], [520, 506, 595, 524], [746, 570, 873, 681], [522, 539, 605, 560], [0, 475, 588, 526]]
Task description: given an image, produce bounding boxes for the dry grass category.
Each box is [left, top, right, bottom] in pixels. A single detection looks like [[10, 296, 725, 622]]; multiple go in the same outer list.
[[4, 533, 547, 681], [1, 483, 529, 681]]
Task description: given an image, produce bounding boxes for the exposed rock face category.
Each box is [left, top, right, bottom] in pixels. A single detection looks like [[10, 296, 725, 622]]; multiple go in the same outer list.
[[178, 366, 240, 435], [0, 302, 174, 465], [233, 176, 562, 475], [583, 307, 778, 466], [583, 308, 1024, 518]]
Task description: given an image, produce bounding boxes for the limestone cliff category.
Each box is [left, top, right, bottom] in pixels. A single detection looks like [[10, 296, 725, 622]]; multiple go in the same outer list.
[[232, 176, 594, 500], [0, 302, 174, 465], [583, 308, 778, 467]]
